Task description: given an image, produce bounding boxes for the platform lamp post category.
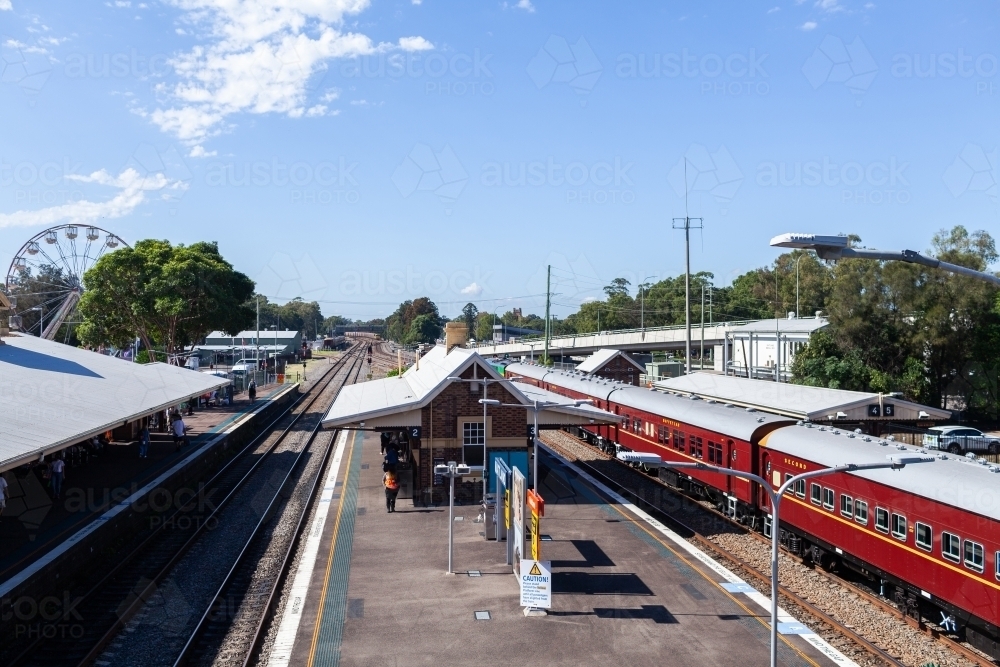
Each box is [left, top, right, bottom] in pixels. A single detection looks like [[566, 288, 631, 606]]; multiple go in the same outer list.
[[434, 461, 471, 574], [478, 397, 593, 493], [770, 233, 1000, 286], [659, 454, 935, 667], [639, 275, 657, 331]]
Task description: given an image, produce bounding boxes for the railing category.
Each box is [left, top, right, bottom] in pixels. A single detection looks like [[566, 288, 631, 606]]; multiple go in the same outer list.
[[469, 319, 757, 350]]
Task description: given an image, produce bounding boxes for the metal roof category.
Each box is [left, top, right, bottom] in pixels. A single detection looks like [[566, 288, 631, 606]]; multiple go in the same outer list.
[[507, 363, 794, 442], [204, 330, 301, 340], [0, 334, 230, 472], [730, 317, 828, 335], [576, 348, 645, 374], [653, 373, 950, 421], [764, 423, 1000, 522], [322, 346, 617, 428]]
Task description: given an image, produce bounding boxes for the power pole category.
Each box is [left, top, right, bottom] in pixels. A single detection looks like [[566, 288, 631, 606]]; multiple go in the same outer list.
[[255, 296, 260, 379], [672, 216, 703, 375], [544, 264, 551, 365], [700, 282, 705, 370]]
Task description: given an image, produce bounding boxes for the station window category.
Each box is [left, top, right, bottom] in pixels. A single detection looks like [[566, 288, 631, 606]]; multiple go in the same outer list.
[[854, 500, 868, 525], [794, 479, 806, 498], [810, 483, 822, 505], [875, 508, 889, 534], [964, 541, 985, 573], [942, 532, 961, 562], [462, 422, 485, 467], [891, 513, 907, 540], [708, 442, 723, 465], [673, 430, 686, 452], [915, 523, 932, 551], [840, 494, 853, 518], [822, 488, 834, 510]]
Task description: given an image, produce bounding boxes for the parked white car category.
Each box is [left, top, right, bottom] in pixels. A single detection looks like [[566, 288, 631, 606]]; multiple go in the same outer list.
[[922, 425, 1000, 455], [231, 358, 259, 374]]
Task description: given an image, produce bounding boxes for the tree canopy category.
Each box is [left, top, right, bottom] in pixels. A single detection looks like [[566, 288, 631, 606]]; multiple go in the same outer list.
[[386, 297, 442, 344], [78, 240, 255, 358]]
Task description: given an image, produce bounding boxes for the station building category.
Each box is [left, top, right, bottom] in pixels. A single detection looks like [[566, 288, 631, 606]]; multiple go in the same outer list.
[[322, 342, 615, 505], [575, 347, 646, 385], [723, 314, 828, 381], [196, 329, 303, 365]]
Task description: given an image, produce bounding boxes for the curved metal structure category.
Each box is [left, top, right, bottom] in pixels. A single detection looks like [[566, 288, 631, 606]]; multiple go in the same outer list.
[[5, 224, 128, 340]]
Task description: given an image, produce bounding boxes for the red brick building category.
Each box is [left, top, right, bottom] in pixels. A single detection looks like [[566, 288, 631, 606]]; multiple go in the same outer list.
[[322, 345, 614, 505], [576, 348, 646, 386]]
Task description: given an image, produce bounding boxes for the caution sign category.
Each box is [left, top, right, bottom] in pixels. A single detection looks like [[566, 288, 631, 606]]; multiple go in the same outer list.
[[519, 559, 552, 609]]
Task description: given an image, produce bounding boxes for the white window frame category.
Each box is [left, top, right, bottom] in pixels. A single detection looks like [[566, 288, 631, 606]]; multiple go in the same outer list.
[[965, 540, 985, 573], [794, 479, 806, 498], [840, 494, 853, 519], [891, 513, 907, 541], [915, 522, 932, 551], [942, 532, 961, 562], [854, 500, 868, 525], [822, 487, 834, 511], [875, 507, 889, 534], [810, 483, 821, 505]]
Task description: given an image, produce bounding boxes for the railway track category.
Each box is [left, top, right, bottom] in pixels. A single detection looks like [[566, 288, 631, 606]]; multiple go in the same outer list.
[[169, 350, 366, 667], [541, 429, 986, 667], [5, 346, 362, 667]]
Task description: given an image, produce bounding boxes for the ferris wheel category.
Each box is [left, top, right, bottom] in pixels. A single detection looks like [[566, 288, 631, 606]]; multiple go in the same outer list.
[[5, 224, 129, 340]]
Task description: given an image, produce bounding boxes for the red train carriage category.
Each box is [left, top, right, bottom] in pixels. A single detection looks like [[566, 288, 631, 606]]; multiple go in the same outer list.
[[764, 423, 1000, 658], [508, 361, 1000, 659]]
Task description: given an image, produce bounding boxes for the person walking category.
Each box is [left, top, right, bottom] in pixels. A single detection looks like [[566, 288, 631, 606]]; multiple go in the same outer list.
[[139, 424, 150, 458], [383, 470, 400, 513], [248, 379, 257, 403], [172, 416, 188, 452], [50, 456, 65, 500]]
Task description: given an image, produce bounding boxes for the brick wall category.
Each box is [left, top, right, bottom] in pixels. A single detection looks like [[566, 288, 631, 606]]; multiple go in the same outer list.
[[594, 355, 642, 385]]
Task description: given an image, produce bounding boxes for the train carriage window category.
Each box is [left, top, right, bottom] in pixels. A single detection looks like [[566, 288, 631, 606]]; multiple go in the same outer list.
[[875, 508, 889, 534], [822, 488, 834, 510], [783, 473, 793, 495], [891, 513, 909, 542], [688, 436, 703, 460], [673, 430, 686, 452], [624, 416, 631, 431], [794, 479, 806, 498], [915, 523, 932, 551], [964, 541, 985, 573], [840, 494, 853, 518], [810, 483, 822, 505], [854, 501, 868, 525], [658, 426, 668, 444], [942, 532, 961, 562], [995, 552, 1000, 581], [708, 442, 723, 465]]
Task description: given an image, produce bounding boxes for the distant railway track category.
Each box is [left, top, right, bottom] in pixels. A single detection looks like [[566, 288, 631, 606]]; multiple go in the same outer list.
[[5, 345, 363, 667], [541, 429, 988, 667]]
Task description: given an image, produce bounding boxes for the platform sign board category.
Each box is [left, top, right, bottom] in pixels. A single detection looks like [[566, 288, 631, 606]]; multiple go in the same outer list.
[[494, 456, 512, 563], [519, 559, 552, 609], [511, 468, 526, 574]]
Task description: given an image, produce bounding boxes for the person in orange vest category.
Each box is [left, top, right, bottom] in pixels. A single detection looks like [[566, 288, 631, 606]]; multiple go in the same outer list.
[[383, 470, 400, 513]]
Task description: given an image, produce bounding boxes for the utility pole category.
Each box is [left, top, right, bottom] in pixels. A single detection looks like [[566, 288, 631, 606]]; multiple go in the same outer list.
[[700, 283, 705, 370], [672, 216, 703, 375], [544, 264, 551, 365], [255, 296, 260, 382]]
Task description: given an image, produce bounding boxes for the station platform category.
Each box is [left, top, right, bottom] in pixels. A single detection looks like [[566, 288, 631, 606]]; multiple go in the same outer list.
[[0, 381, 291, 592], [266, 431, 858, 667]]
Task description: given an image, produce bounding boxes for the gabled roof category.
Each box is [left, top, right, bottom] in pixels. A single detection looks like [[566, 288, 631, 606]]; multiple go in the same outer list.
[[0, 334, 230, 473], [322, 346, 617, 428], [576, 348, 645, 374], [730, 317, 828, 335]]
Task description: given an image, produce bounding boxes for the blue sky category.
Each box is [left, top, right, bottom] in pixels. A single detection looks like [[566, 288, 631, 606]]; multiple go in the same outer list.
[[0, 0, 997, 320]]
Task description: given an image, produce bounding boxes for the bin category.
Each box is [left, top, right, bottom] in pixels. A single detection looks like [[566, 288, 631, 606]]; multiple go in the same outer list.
[[482, 493, 497, 540]]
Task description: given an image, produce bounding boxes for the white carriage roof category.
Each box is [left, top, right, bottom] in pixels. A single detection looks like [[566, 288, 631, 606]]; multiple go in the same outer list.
[[322, 346, 616, 428], [507, 363, 794, 442], [0, 334, 230, 473], [576, 348, 645, 374], [764, 423, 1000, 522], [653, 373, 950, 421], [204, 330, 300, 340]]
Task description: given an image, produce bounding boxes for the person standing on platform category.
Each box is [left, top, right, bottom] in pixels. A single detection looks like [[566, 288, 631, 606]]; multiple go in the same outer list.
[[172, 416, 188, 451], [383, 471, 400, 513], [139, 424, 150, 458], [383, 443, 399, 473], [50, 456, 65, 500], [248, 379, 257, 403]]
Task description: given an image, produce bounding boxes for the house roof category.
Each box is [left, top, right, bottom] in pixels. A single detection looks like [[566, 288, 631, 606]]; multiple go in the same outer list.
[[576, 348, 645, 374], [652, 373, 950, 421], [0, 334, 229, 473], [322, 345, 617, 429], [730, 317, 828, 335]]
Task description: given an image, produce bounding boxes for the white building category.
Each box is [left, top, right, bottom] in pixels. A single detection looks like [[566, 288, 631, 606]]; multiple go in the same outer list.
[[722, 314, 828, 382]]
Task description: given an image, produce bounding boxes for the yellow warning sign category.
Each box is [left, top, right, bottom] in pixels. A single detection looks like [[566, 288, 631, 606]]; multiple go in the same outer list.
[[528, 562, 542, 576]]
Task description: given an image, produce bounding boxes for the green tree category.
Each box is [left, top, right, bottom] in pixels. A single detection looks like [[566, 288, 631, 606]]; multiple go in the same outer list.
[[78, 240, 255, 359], [385, 297, 441, 343], [461, 302, 478, 334], [407, 313, 442, 344]]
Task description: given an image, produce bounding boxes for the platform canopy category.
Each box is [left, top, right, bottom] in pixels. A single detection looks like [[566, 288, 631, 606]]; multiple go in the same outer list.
[[322, 345, 616, 429], [654, 372, 950, 422], [0, 334, 230, 473]]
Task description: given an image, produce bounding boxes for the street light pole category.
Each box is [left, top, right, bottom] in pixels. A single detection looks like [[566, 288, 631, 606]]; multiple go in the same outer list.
[[660, 455, 934, 667], [433, 461, 471, 574], [639, 274, 657, 331], [794, 255, 804, 319]]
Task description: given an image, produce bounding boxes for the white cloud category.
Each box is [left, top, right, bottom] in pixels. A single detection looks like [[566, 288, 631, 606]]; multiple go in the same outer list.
[[0, 168, 186, 229], [411, 0, 421, 4], [187, 145, 216, 157], [321, 87, 340, 102], [460, 282, 483, 296], [516, 0, 535, 11], [815, 0, 842, 11], [398, 36, 433, 51], [0, 0, 12, 11], [767, 6, 780, 12], [143, 0, 431, 153], [800, 20, 818, 30]]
